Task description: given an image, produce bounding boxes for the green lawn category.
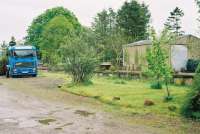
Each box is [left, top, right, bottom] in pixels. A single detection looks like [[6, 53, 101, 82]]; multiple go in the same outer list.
[[54, 74, 190, 117], [39, 72, 200, 133]]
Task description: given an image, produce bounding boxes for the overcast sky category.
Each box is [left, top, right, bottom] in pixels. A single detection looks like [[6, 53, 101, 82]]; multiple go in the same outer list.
[[0, 0, 199, 42]]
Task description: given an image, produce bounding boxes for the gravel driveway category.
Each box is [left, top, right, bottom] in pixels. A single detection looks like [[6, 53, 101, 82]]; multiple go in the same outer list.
[[0, 76, 156, 134]]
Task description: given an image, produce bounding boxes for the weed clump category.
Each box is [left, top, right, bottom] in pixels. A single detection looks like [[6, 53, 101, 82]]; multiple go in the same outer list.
[[150, 82, 162, 89], [114, 80, 126, 85]]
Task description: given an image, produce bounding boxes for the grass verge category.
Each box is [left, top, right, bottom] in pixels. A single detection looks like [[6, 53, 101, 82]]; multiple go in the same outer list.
[[57, 75, 190, 117]]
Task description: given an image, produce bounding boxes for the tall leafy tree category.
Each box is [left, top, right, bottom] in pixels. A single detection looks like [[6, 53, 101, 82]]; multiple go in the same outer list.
[[92, 8, 125, 64], [117, 1, 151, 42], [39, 16, 75, 65], [195, 0, 200, 13], [26, 7, 81, 48], [92, 9, 109, 42], [1, 41, 7, 49], [195, 0, 200, 32], [164, 7, 184, 36], [147, 28, 174, 99]]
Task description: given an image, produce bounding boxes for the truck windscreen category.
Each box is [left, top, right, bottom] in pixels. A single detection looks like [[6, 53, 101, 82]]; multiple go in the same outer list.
[[13, 50, 36, 58], [15, 62, 34, 68]]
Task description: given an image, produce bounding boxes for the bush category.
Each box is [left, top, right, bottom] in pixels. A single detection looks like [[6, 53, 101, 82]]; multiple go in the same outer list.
[[48, 64, 65, 72], [186, 59, 200, 72], [150, 82, 162, 89], [114, 80, 126, 85], [61, 32, 98, 83], [181, 64, 200, 119], [168, 105, 177, 112], [163, 96, 173, 102], [0, 56, 7, 75], [110, 66, 117, 72]]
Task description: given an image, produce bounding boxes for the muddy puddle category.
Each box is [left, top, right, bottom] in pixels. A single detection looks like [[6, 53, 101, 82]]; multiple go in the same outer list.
[[38, 118, 56, 125], [74, 110, 95, 117], [55, 123, 74, 130]]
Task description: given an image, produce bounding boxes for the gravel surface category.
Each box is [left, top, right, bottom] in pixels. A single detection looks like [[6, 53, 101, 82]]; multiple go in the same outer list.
[[0, 76, 156, 134]]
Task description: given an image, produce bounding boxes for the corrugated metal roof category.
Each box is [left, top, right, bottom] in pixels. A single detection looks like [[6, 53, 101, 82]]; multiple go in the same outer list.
[[179, 34, 199, 39], [125, 40, 152, 47], [124, 34, 200, 48]]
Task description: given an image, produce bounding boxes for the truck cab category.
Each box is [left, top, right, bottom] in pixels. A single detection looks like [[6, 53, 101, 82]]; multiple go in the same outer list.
[[6, 46, 38, 77]]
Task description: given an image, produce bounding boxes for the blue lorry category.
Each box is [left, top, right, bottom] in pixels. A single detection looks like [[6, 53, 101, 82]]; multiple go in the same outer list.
[[6, 45, 38, 77]]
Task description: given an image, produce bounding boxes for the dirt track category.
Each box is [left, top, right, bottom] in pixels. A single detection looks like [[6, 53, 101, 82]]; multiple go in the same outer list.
[[0, 76, 158, 134]]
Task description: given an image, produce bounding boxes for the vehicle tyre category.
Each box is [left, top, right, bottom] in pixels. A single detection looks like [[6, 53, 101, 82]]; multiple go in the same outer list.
[[32, 74, 37, 77]]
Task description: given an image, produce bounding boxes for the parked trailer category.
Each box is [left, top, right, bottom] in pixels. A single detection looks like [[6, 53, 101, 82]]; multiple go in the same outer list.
[[6, 46, 38, 77]]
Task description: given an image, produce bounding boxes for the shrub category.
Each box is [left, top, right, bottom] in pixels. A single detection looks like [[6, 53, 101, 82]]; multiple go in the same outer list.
[[181, 64, 200, 119], [186, 59, 200, 72], [112, 96, 121, 101], [164, 96, 173, 102], [110, 66, 117, 72], [61, 32, 98, 83], [114, 80, 126, 85], [150, 82, 162, 89], [168, 105, 177, 112], [48, 64, 65, 72], [0, 56, 7, 75]]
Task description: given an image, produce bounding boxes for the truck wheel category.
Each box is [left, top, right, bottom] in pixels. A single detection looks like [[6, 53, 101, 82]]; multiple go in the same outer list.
[[32, 74, 37, 77]]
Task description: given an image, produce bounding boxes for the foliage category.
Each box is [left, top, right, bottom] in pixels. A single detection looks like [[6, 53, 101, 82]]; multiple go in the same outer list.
[[60, 32, 98, 83], [117, 0, 151, 42], [195, 0, 200, 17], [92, 9, 113, 44], [105, 32, 127, 66], [164, 7, 184, 36], [114, 80, 126, 85], [92, 8, 126, 65], [196, 0, 200, 11], [0, 56, 7, 75], [182, 64, 200, 119], [26, 7, 81, 48], [1, 41, 7, 49], [147, 28, 174, 99], [186, 59, 200, 72], [150, 82, 162, 89], [110, 66, 117, 72], [92, 0, 151, 65], [195, 0, 200, 36], [39, 15, 75, 65], [164, 96, 174, 102]]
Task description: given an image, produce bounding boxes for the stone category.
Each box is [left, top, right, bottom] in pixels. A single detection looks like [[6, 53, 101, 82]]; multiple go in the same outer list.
[[144, 100, 155, 106], [113, 96, 121, 101]]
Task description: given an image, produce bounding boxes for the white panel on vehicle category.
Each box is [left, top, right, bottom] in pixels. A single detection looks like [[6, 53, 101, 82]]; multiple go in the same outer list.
[[171, 45, 188, 72]]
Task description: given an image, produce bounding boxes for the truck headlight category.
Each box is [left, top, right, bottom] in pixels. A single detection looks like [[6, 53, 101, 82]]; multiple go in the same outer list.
[[33, 68, 36, 72], [13, 69, 17, 73]]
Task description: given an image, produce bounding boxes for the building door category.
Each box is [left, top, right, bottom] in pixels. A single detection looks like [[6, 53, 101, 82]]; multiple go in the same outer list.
[[171, 45, 188, 72]]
